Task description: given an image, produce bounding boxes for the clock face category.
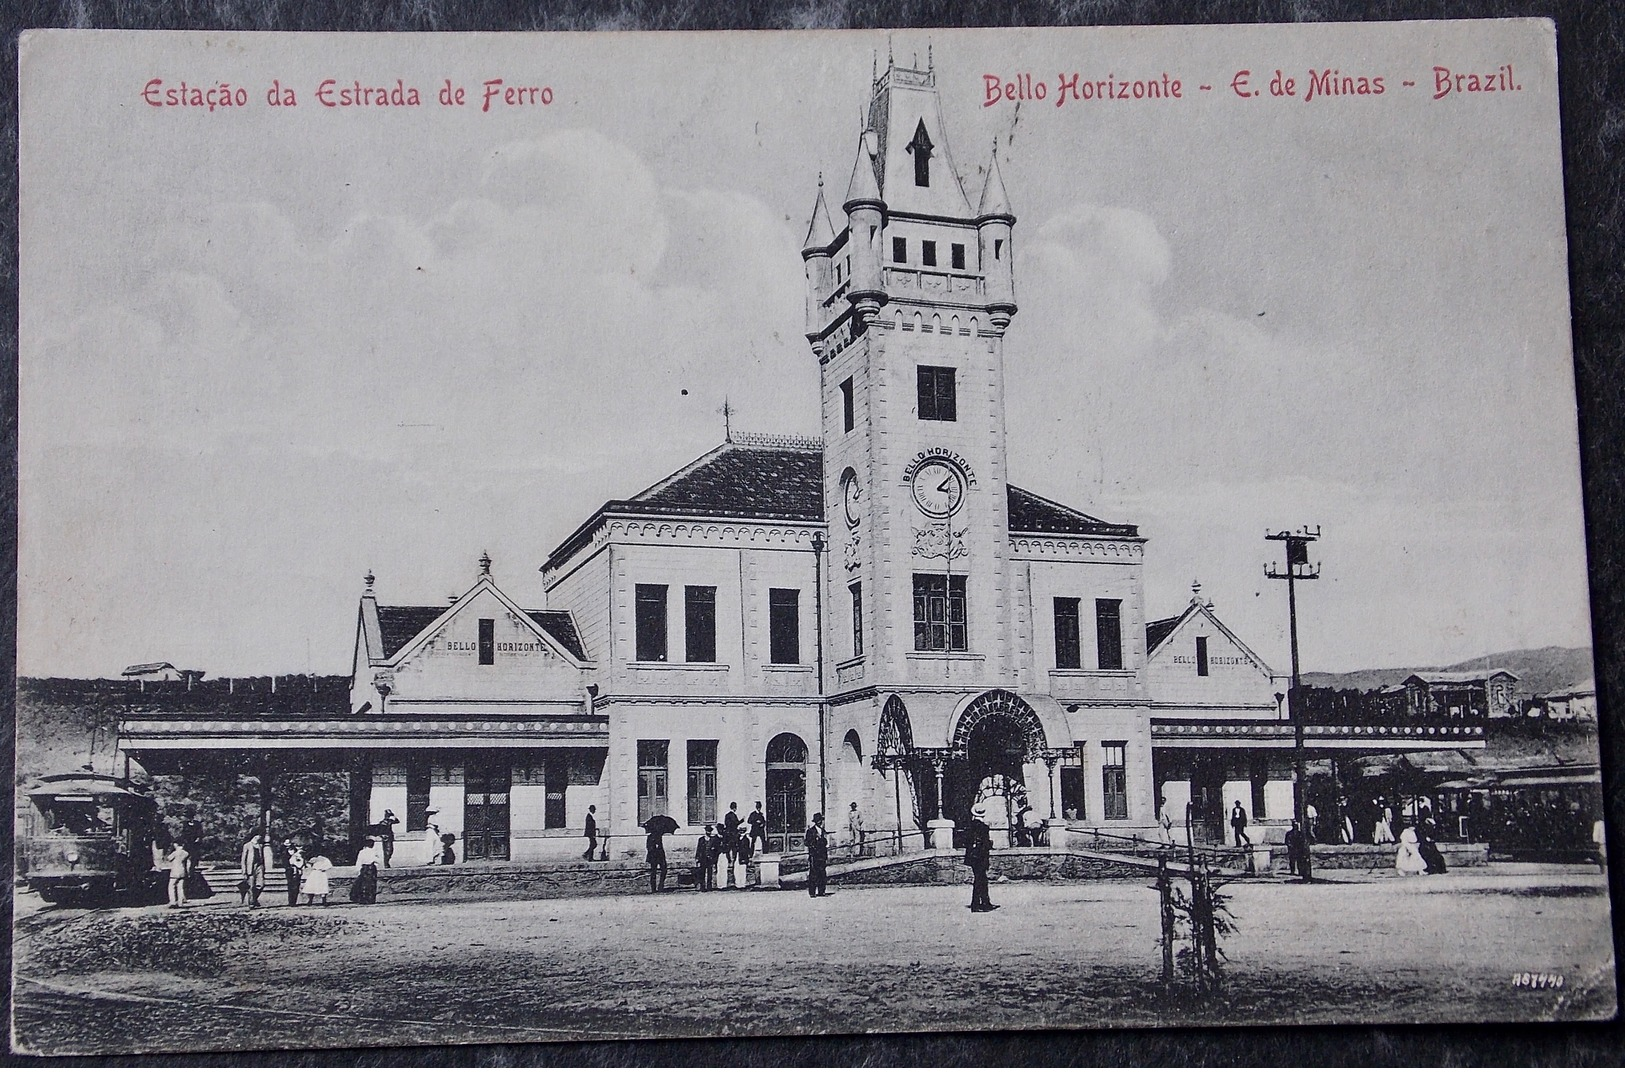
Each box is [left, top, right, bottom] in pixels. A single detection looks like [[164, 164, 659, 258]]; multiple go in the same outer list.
[[842, 473, 862, 526], [911, 459, 966, 518]]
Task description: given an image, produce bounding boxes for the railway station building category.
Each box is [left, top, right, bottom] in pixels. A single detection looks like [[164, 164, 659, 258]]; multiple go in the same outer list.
[[120, 59, 1481, 863]]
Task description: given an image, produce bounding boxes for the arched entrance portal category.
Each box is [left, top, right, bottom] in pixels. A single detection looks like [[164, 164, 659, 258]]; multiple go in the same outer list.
[[944, 691, 1047, 840], [765, 733, 808, 853]]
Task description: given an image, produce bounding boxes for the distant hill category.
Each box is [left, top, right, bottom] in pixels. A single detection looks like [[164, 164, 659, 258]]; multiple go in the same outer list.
[[1302, 646, 1594, 699]]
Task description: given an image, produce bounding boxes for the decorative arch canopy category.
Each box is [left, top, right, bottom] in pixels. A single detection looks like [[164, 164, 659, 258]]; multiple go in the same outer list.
[[950, 689, 1047, 760], [879, 694, 915, 755]]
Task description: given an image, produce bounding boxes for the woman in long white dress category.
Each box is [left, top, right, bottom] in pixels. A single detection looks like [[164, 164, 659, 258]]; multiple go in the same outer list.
[[422, 809, 442, 865], [302, 848, 333, 905], [1394, 825, 1426, 875]]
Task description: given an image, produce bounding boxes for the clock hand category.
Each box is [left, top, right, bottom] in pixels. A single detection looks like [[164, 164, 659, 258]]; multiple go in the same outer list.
[[937, 476, 954, 495]]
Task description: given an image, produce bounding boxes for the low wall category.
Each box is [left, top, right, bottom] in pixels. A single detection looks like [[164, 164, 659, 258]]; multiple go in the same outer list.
[[813, 850, 1151, 888], [1309, 842, 1489, 870]]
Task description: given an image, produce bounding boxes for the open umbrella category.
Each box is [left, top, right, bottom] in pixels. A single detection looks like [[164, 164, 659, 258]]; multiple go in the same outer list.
[[642, 814, 679, 836]]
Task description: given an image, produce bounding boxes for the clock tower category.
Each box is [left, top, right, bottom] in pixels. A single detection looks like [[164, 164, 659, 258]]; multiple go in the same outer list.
[[804, 57, 1021, 720]]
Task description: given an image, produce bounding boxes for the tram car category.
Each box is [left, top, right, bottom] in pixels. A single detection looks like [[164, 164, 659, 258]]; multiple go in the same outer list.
[[1484, 763, 1604, 862], [20, 773, 167, 904]]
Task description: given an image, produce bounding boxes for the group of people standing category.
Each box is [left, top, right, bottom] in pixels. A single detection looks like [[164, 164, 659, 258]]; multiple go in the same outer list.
[[643, 802, 768, 893], [694, 802, 763, 890]]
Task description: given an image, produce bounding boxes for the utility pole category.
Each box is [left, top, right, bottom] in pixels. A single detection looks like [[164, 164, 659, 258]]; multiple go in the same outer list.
[[1265, 527, 1320, 882]]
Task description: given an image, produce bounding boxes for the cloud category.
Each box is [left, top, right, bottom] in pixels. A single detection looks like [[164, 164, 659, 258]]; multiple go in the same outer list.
[[19, 128, 816, 675]]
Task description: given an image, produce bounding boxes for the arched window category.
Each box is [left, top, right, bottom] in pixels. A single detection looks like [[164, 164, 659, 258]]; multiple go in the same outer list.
[[767, 733, 808, 767], [842, 729, 863, 763]]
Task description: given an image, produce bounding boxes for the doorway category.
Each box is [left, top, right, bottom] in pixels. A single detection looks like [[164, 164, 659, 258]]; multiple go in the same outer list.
[[464, 759, 511, 861], [765, 733, 808, 853]]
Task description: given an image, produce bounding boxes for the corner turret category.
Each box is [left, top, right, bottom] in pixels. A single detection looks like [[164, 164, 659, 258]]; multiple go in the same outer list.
[[802, 177, 837, 336], [842, 130, 887, 329], [977, 143, 1017, 328]]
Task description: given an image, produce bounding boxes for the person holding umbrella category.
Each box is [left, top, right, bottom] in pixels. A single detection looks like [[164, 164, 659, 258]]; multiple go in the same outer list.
[[643, 814, 677, 892]]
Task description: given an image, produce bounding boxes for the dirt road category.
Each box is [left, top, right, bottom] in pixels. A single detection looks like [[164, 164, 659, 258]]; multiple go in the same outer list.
[[12, 866, 1614, 1056]]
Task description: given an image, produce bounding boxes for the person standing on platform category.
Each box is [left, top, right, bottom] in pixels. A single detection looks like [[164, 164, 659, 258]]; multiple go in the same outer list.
[[583, 805, 598, 862], [748, 802, 767, 855], [422, 809, 442, 866], [966, 803, 996, 912], [351, 837, 380, 904], [283, 840, 304, 907], [646, 827, 668, 893], [239, 832, 267, 909], [848, 802, 867, 856], [166, 839, 190, 908], [736, 820, 755, 885], [302, 846, 333, 906], [1230, 800, 1249, 848], [376, 809, 399, 868], [722, 803, 742, 886], [805, 813, 829, 897]]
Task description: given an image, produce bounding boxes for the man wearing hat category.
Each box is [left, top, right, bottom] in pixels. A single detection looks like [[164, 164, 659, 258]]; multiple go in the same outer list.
[[966, 802, 997, 912], [696, 824, 718, 890], [377, 808, 399, 868], [805, 813, 829, 897]]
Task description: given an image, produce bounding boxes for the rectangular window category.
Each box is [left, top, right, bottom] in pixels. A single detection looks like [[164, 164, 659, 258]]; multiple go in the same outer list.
[[684, 585, 717, 663], [921, 240, 937, 266], [769, 588, 800, 665], [850, 582, 864, 658], [1250, 759, 1268, 820], [1053, 597, 1081, 669], [913, 574, 968, 652], [1195, 635, 1209, 677], [637, 740, 669, 825], [994, 238, 1004, 260], [917, 365, 957, 422], [840, 376, 855, 432], [406, 758, 430, 831], [687, 740, 719, 825], [892, 236, 907, 263], [1096, 598, 1123, 671], [951, 242, 965, 270], [635, 584, 668, 662], [1102, 741, 1129, 820], [478, 618, 495, 665]]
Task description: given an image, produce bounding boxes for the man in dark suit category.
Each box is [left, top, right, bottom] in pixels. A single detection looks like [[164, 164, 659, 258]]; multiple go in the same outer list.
[[583, 804, 598, 861], [805, 813, 829, 897], [1230, 800, 1249, 847], [966, 802, 997, 912], [722, 803, 742, 887], [696, 824, 718, 890], [747, 802, 768, 854]]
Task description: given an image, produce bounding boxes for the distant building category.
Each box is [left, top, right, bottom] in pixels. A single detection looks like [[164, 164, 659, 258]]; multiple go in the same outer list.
[[120, 662, 203, 685], [1540, 678, 1597, 722], [1402, 670, 1519, 720]]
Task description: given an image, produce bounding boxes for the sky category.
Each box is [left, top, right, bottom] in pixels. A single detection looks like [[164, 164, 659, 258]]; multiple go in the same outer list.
[[17, 22, 1592, 677]]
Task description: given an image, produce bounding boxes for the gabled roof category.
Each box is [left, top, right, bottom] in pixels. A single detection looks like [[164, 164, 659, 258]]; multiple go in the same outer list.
[[122, 662, 176, 676], [525, 610, 588, 662], [543, 439, 1139, 573], [1145, 599, 1273, 677], [1145, 616, 1181, 652], [1006, 485, 1139, 538], [377, 606, 447, 660], [373, 602, 588, 662], [1406, 669, 1518, 686]]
